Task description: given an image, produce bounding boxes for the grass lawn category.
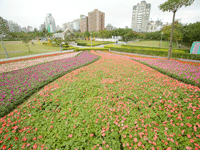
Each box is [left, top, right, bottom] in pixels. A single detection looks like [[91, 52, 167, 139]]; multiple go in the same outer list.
[[128, 40, 189, 49], [0, 41, 62, 59]]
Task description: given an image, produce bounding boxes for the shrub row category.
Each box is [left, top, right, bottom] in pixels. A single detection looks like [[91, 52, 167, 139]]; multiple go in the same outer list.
[[77, 42, 87, 46], [74, 47, 109, 52], [121, 45, 190, 53], [109, 47, 200, 60]]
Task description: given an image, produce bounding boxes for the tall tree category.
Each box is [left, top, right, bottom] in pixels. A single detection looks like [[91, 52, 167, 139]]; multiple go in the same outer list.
[[159, 0, 194, 60], [0, 16, 10, 58], [162, 21, 183, 48], [22, 34, 32, 52]]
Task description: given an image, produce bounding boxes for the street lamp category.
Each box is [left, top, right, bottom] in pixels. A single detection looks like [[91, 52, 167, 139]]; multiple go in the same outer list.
[[90, 32, 92, 47], [160, 32, 163, 48]]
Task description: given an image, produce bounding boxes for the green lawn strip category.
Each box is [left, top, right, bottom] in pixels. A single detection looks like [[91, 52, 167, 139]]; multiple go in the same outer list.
[[1, 52, 199, 149], [127, 40, 181, 49], [0, 51, 101, 118], [107, 47, 200, 61], [0, 42, 62, 59]]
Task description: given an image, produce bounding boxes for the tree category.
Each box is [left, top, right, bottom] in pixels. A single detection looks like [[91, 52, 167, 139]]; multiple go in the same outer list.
[[159, 0, 194, 60], [0, 16, 10, 58], [162, 21, 183, 48], [22, 34, 32, 52], [84, 31, 90, 40]]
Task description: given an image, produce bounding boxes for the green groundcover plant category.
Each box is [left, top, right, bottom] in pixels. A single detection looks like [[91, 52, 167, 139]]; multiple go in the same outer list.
[[0, 51, 100, 118], [0, 50, 199, 150]]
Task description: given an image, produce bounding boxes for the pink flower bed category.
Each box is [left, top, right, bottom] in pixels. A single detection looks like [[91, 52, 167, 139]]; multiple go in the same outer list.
[[0, 52, 81, 73]]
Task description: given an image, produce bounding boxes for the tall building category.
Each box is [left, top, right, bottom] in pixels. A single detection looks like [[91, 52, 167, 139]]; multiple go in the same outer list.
[[21, 27, 28, 32], [80, 15, 88, 33], [88, 9, 105, 32], [39, 22, 46, 32], [73, 19, 81, 31], [8, 21, 21, 32], [45, 13, 57, 33], [27, 26, 34, 32], [131, 1, 151, 32]]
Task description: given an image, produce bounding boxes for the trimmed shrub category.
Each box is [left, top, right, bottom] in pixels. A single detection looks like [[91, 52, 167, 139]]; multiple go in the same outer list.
[[121, 45, 190, 53], [109, 47, 200, 60], [75, 47, 109, 52], [77, 42, 87, 46]]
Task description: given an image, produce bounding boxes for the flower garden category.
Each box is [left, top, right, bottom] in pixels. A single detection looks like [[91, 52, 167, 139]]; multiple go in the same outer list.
[[0, 50, 200, 150]]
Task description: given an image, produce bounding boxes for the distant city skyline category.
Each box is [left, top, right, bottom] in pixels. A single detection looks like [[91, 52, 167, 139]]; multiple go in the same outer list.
[[1, 0, 199, 31]]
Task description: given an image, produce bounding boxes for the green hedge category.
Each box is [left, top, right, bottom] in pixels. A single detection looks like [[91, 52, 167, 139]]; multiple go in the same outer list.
[[62, 44, 69, 48], [63, 46, 76, 50], [74, 47, 109, 52], [109, 47, 200, 60], [121, 45, 190, 53], [77, 42, 87, 46]]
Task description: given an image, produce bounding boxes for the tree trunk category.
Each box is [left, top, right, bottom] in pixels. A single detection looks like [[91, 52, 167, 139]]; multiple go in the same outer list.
[[177, 41, 179, 49], [1, 36, 9, 58], [167, 11, 176, 60], [26, 43, 30, 52]]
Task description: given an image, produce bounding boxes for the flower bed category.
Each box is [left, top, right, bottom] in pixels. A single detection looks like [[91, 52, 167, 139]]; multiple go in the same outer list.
[[0, 52, 81, 73], [0, 50, 199, 149], [0, 51, 100, 118], [97, 51, 200, 87], [0, 51, 75, 65]]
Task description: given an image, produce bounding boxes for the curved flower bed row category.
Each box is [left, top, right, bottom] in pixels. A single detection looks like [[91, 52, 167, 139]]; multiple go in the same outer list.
[[0, 51, 99, 118], [97, 51, 200, 87], [0, 52, 81, 73], [0, 51, 75, 65], [0, 50, 199, 150]]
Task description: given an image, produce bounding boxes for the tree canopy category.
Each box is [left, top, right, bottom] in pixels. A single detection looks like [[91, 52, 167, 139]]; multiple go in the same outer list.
[[159, 0, 194, 13], [0, 17, 9, 36]]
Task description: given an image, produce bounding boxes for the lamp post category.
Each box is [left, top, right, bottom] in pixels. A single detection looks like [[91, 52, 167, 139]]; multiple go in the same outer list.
[[160, 32, 163, 48], [90, 32, 92, 47]]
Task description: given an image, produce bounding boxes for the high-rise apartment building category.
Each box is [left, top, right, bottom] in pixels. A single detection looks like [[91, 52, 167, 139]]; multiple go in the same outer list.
[[8, 21, 21, 32], [131, 1, 151, 32], [88, 9, 105, 32], [80, 15, 88, 33], [45, 13, 57, 33]]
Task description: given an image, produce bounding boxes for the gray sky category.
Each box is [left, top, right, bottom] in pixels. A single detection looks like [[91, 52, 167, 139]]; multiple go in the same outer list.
[[0, 0, 200, 30]]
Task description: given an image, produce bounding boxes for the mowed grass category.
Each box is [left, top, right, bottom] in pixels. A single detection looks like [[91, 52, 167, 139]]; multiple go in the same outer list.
[[128, 40, 188, 49], [0, 41, 62, 59], [1, 50, 199, 149]]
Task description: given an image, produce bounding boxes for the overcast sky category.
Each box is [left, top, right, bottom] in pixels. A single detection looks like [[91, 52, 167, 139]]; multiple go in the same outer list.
[[0, 0, 200, 30]]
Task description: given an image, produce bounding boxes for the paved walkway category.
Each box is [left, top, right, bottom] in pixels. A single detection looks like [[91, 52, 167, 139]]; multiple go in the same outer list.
[[0, 50, 75, 62]]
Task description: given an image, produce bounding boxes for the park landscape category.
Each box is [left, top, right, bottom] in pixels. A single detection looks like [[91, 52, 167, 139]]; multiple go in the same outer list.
[[0, 0, 200, 149], [0, 42, 200, 149]]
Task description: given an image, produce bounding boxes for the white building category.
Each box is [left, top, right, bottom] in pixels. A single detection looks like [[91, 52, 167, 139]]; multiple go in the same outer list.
[[8, 21, 21, 32], [131, 1, 151, 32], [53, 28, 74, 40], [146, 19, 164, 32], [27, 26, 34, 32], [106, 24, 113, 31], [45, 13, 57, 33], [21, 27, 28, 33]]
